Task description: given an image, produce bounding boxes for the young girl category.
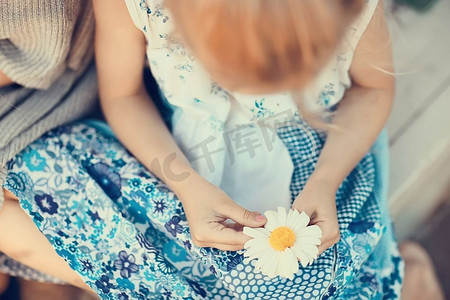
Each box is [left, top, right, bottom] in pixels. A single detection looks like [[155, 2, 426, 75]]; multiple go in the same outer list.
[[90, 0, 402, 298], [2, 0, 402, 299]]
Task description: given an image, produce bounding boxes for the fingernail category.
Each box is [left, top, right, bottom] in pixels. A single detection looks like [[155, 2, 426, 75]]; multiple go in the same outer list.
[[255, 214, 265, 222]]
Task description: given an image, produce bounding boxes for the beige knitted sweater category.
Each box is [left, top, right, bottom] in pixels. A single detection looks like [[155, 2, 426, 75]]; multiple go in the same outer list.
[[0, 0, 98, 207]]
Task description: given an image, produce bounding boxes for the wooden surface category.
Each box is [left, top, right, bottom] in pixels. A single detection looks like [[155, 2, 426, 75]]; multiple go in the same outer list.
[[385, 0, 450, 239]]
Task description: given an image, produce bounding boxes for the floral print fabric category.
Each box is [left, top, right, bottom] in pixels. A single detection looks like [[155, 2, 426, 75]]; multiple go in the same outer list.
[[2, 121, 402, 299]]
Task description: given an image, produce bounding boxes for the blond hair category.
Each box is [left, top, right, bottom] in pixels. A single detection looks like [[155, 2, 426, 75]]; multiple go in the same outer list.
[[166, 0, 364, 127]]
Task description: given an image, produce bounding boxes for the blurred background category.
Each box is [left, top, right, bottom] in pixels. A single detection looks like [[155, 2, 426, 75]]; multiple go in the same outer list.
[[1, 0, 450, 299], [384, 0, 450, 297]]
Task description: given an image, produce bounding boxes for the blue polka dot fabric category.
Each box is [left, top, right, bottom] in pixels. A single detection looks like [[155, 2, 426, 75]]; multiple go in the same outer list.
[[1, 120, 402, 299]]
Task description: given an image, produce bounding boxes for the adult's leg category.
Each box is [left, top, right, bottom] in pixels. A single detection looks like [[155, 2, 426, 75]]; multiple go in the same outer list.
[[400, 242, 445, 300], [0, 272, 8, 295], [0, 190, 93, 292], [18, 278, 98, 300]]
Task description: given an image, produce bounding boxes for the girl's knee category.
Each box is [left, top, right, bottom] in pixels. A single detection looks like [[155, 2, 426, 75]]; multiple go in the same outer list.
[[68, 274, 92, 291], [0, 198, 37, 260], [2, 189, 18, 202]]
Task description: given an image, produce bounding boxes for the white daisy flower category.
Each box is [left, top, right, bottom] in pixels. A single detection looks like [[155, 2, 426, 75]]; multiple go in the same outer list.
[[243, 207, 322, 280]]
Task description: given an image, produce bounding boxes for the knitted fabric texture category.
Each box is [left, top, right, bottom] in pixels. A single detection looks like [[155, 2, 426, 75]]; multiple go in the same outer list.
[[0, 0, 97, 207], [0, 0, 94, 89]]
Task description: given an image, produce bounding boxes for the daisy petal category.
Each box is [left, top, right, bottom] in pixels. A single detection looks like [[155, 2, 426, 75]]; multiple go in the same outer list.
[[296, 243, 319, 258], [285, 248, 299, 279], [254, 250, 274, 272], [244, 242, 271, 259], [286, 209, 297, 229], [276, 248, 297, 279], [264, 210, 278, 231], [244, 238, 270, 250], [243, 227, 271, 239], [298, 225, 323, 238], [271, 251, 283, 278], [260, 253, 279, 279], [291, 211, 310, 232], [276, 253, 288, 278], [291, 246, 310, 268], [277, 207, 287, 226], [298, 237, 322, 246], [267, 260, 279, 279]]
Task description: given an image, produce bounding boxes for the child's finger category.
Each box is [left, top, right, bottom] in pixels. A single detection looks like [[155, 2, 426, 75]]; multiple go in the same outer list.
[[191, 224, 251, 248], [290, 200, 317, 223], [316, 226, 340, 255], [215, 227, 252, 246], [208, 243, 244, 251], [221, 202, 266, 228], [223, 222, 244, 232], [192, 238, 244, 251], [317, 242, 334, 255]]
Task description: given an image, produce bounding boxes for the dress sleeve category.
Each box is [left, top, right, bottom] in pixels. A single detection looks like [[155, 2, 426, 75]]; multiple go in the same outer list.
[[346, 0, 380, 51], [337, 0, 380, 89], [124, 0, 150, 33]]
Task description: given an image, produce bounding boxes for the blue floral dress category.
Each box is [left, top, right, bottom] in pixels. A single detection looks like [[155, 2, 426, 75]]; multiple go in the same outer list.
[[1, 0, 404, 298], [1, 119, 403, 299]]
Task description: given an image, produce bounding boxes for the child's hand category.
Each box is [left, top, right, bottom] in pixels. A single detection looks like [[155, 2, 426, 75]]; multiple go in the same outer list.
[[291, 179, 340, 255], [175, 174, 267, 251]]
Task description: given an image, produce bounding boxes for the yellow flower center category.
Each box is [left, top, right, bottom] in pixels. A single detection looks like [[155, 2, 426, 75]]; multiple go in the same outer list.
[[269, 226, 296, 252]]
